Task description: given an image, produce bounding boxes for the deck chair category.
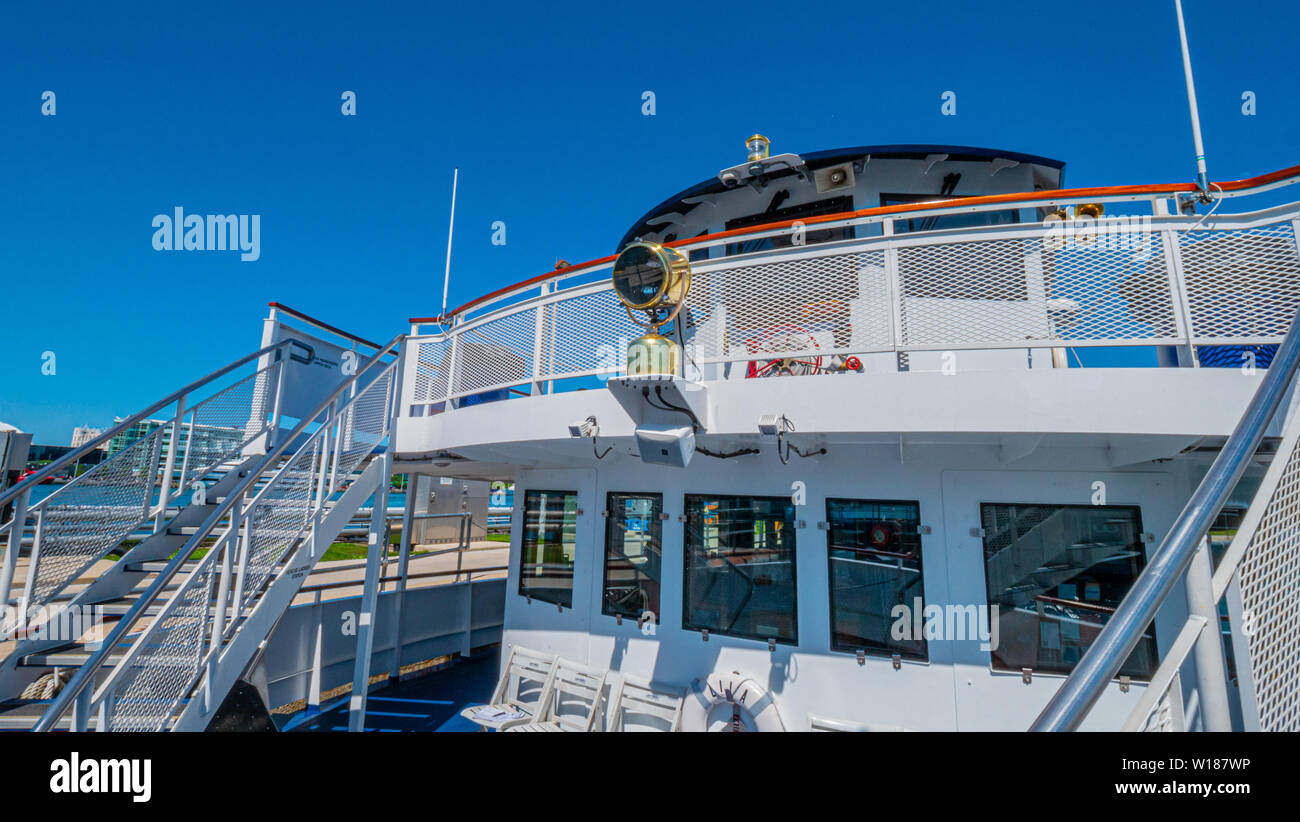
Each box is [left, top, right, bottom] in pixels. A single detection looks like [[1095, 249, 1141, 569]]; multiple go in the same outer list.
[[605, 675, 684, 732], [807, 712, 911, 732], [506, 657, 608, 732], [459, 646, 557, 731]]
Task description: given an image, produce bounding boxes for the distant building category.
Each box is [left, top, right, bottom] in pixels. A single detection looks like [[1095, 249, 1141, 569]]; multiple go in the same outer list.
[[104, 417, 248, 475], [71, 426, 102, 448]]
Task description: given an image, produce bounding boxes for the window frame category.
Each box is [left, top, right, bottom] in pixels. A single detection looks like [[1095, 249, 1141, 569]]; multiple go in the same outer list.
[[977, 500, 1156, 679], [824, 497, 928, 661], [601, 491, 664, 622], [517, 488, 580, 608], [681, 493, 800, 646]]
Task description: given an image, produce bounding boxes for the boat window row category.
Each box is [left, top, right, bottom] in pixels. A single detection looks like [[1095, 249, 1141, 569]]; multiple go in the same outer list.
[[517, 490, 1156, 678]]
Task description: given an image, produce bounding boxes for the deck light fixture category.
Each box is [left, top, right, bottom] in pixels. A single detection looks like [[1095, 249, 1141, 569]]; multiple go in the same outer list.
[[612, 241, 692, 377]]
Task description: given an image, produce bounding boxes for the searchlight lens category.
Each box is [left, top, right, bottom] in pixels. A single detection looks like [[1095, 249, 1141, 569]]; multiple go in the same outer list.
[[612, 243, 668, 309]]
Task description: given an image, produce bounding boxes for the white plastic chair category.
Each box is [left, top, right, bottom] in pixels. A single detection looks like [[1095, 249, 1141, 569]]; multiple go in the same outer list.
[[459, 646, 557, 731], [807, 712, 911, 732], [606, 675, 684, 732], [506, 657, 608, 732]]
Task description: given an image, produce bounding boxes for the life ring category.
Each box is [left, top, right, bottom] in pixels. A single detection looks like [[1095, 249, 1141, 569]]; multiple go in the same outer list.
[[680, 671, 785, 732], [869, 521, 894, 547]]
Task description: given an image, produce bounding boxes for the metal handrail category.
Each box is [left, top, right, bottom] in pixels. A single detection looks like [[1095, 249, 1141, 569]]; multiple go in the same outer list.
[[1030, 308, 1300, 731], [412, 162, 1300, 325], [402, 200, 1300, 409], [31, 334, 405, 732], [0, 340, 291, 511], [298, 564, 508, 597], [417, 199, 1300, 338]]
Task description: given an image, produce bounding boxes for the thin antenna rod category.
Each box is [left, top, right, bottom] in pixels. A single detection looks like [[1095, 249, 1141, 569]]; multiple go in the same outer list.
[[440, 167, 459, 320], [1174, 0, 1211, 200]]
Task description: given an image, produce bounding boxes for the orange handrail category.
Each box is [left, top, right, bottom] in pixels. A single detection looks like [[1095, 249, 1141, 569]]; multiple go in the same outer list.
[[410, 163, 1300, 325]]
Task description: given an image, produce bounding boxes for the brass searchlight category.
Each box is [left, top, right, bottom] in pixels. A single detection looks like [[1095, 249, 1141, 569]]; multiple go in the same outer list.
[[611, 241, 693, 376]]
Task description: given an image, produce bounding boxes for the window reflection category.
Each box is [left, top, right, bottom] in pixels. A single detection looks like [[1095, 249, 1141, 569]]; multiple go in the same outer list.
[[518, 489, 578, 607], [684, 494, 797, 644], [603, 493, 662, 621], [826, 499, 926, 660], [980, 503, 1156, 678]]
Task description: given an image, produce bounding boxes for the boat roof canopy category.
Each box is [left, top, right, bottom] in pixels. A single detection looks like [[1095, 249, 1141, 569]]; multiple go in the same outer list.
[[620, 144, 1066, 248]]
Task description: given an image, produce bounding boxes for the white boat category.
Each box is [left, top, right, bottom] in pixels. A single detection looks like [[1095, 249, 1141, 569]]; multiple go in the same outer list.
[[4, 133, 1300, 733]]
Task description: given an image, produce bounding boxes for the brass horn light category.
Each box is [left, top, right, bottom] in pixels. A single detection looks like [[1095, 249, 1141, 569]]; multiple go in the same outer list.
[[1074, 203, 1104, 245], [611, 241, 693, 376]]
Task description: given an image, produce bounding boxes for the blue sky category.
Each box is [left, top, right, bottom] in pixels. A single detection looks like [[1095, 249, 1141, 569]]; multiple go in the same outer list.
[[2, 0, 1298, 443]]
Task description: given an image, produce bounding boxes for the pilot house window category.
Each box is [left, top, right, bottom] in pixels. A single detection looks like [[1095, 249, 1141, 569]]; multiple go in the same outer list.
[[683, 494, 797, 644], [979, 503, 1156, 678], [603, 493, 662, 622], [519, 490, 578, 608], [826, 499, 927, 660]]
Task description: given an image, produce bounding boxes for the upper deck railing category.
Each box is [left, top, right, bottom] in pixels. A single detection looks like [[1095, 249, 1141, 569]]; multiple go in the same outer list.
[[401, 165, 1300, 413]]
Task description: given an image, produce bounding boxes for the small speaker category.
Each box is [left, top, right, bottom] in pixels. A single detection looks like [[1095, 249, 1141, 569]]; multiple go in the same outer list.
[[814, 162, 855, 194]]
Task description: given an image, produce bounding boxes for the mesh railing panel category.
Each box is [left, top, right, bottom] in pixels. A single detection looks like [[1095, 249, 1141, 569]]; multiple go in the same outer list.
[[237, 437, 320, 611], [180, 361, 279, 487], [25, 427, 165, 608], [1180, 223, 1300, 342], [332, 368, 394, 487], [410, 338, 450, 405], [1235, 428, 1300, 732], [404, 214, 1300, 404], [687, 249, 891, 362], [15, 359, 280, 619], [106, 564, 215, 732], [546, 289, 643, 377], [449, 308, 537, 397]]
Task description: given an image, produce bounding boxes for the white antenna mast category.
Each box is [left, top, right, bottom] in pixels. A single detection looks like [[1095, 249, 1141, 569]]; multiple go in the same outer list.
[[1174, 0, 1212, 201], [440, 167, 459, 321]]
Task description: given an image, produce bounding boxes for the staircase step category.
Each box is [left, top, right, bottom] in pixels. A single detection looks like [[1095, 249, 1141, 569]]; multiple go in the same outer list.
[[22, 645, 128, 668], [126, 560, 204, 574], [0, 701, 77, 730]]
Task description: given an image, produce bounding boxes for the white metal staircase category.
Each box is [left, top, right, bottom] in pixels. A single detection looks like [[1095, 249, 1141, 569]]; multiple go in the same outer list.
[[0, 333, 405, 731]]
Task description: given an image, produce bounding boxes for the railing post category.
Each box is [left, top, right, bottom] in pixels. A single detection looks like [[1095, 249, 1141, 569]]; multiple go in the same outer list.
[[0, 488, 29, 629], [261, 347, 288, 453], [307, 614, 324, 715], [71, 681, 91, 732], [347, 451, 393, 732], [154, 394, 188, 532], [1160, 227, 1199, 366], [388, 477, 416, 679], [443, 326, 461, 408], [1184, 537, 1233, 731], [211, 526, 237, 645], [17, 509, 47, 625], [882, 219, 905, 372], [531, 285, 550, 395], [230, 500, 254, 622]]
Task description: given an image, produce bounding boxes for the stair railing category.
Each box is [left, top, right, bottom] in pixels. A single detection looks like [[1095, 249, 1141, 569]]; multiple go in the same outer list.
[[1031, 309, 1300, 731], [32, 334, 404, 732], [0, 341, 292, 637]]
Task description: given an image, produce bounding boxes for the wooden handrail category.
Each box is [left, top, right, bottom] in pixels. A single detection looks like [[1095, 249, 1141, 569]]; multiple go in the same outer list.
[[410, 163, 1300, 324]]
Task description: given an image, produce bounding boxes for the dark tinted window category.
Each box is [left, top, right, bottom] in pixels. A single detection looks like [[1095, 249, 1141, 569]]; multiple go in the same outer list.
[[980, 503, 1155, 678], [603, 493, 663, 621], [683, 494, 797, 644], [519, 490, 578, 607], [827, 499, 926, 660]]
